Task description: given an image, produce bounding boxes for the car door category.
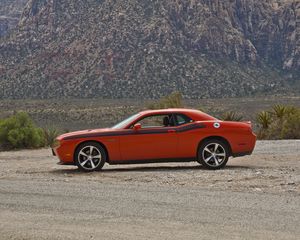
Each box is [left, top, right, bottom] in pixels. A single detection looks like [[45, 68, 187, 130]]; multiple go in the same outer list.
[[119, 114, 178, 161], [173, 113, 201, 158]]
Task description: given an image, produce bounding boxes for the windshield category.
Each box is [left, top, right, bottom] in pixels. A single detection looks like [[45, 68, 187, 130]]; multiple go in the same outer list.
[[111, 113, 140, 129]]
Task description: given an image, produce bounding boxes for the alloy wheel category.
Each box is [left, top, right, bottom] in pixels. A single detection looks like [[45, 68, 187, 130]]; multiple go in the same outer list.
[[202, 143, 226, 167], [78, 145, 102, 170]]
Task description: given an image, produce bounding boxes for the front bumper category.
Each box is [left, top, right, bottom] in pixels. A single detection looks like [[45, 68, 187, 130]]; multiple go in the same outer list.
[[57, 161, 75, 165], [52, 143, 75, 165]]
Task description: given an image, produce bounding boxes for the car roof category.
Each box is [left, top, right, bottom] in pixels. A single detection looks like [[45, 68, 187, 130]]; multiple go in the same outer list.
[[139, 108, 199, 114], [138, 108, 216, 121]]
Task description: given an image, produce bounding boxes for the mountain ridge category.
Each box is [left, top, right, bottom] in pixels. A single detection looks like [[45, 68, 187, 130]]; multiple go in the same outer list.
[[0, 0, 299, 99]]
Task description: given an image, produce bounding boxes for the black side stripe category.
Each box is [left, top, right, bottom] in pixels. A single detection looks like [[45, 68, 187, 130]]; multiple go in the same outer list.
[[176, 123, 205, 132], [63, 123, 206, 140]]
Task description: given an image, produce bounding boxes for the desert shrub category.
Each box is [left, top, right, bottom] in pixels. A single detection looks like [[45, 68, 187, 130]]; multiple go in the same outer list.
[[147, 91, 183, 109], [256, 105, 300, 139], [256, 111, 272, 129], [221, 111, 243, 121], [271, 104, 287, 120], [0, 112, 45, 149], [280, 111, 300, 139], [198, 106, 207, 113], [43, 127, 60, 147]]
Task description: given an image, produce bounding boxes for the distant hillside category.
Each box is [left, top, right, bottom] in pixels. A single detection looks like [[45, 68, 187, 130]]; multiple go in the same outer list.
[[0, 0, 299, 99], [0, 0, 27, 37]]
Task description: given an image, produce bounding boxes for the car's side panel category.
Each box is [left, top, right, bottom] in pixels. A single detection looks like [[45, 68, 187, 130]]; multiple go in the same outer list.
[[96, 136, 121, 161], [118, 128, 178, 161], [54, 140, 77, 163], [211, 121, 256, 154], [176, 121, 256, 158], [54, 136, 121, 164], [176, 128, 205, 158], [224, 130, 256, 154]]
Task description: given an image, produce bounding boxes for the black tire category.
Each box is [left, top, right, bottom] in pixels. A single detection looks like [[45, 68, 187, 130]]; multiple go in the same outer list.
[[74, 142, 106, 172], [197, 139, 229, 170]]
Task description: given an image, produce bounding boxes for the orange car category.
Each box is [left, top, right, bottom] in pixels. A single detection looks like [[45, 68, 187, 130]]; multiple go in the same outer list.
[[52, 108, 256, 171]]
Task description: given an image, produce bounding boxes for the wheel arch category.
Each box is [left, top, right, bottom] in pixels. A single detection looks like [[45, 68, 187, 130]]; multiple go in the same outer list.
[[74, 140, 110, 163], [198, 136, 232, 156]]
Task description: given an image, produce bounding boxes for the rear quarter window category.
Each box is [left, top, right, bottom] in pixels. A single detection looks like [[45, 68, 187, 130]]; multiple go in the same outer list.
[[175, 114, 193, 126]]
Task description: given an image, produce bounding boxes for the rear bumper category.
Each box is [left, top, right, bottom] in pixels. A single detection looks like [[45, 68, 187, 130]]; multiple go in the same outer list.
[[51, 148, 56, 156], [232, 151, 253, 158]]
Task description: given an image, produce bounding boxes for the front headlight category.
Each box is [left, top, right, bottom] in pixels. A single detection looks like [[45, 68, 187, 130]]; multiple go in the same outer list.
[[51, 139, 61, 148]]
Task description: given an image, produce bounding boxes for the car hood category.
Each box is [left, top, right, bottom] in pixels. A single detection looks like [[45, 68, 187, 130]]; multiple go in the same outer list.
[[57, 128, 114, 140]]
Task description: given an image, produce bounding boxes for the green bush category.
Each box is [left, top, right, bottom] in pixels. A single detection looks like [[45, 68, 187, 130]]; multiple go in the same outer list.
[[256, 105, 300, 139], [0, 112, 45, 149], [147, 91, 183, 109]]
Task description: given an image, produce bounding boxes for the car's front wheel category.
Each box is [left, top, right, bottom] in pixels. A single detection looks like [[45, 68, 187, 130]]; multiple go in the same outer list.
[[74, 142, 106, 172], [197, 139, 229, 169]]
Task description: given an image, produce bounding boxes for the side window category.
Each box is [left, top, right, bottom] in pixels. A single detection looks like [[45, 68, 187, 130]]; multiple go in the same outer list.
[[135, 114, 174, 128], [175, 114, 193, 126]]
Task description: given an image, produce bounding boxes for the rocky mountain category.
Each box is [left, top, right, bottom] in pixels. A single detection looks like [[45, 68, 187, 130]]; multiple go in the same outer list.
[[0, 0, 27, 37], [0, 0, 299, 99]]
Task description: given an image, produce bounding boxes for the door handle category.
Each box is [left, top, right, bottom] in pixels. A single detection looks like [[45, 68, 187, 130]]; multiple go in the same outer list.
[[168, 129, 176, 133]]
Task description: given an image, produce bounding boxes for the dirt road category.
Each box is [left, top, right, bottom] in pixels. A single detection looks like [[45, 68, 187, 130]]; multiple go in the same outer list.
[[0, 140, 299, 239]]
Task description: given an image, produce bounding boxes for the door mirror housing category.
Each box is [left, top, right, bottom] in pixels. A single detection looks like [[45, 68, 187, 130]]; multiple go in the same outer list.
[[133, 123, 142, 131]]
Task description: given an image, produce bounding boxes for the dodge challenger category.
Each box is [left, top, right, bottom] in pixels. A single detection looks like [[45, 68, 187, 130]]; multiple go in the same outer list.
[[52, 108, 256, 171]]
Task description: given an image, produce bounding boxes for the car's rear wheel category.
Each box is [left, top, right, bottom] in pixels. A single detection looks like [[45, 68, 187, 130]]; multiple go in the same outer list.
[[75, 142, 106, 172], [197, 139, 229, 169]]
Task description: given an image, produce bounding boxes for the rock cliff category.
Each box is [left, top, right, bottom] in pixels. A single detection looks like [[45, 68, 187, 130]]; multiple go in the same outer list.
[[0, 0, 299, 99], [0, 0, 27, 37]]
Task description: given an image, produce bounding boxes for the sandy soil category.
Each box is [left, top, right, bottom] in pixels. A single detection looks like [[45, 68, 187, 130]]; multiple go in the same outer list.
[[0, 140, 299, 194], [0, 140, 299, 239]]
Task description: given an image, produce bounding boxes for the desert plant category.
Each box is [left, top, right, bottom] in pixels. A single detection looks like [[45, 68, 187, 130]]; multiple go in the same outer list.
[[285, 105, 298, 115], [256, 105, 300, 139], [221, 111, 243, 121], [198, 106, 207, 112], [256, 111, 272, 129], [147, 91, 183, 109], [0, 112, 45, 149], [43, 127, 60, 146], [280, 110, 300, 139], [271, 104, 287, 120]]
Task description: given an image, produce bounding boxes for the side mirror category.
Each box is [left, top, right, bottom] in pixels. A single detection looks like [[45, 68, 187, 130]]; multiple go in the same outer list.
[[133, 123, 142, 131]]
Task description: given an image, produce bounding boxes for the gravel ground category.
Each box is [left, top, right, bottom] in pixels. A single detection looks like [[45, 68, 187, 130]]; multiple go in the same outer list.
[[0, 140, 299, 239]]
